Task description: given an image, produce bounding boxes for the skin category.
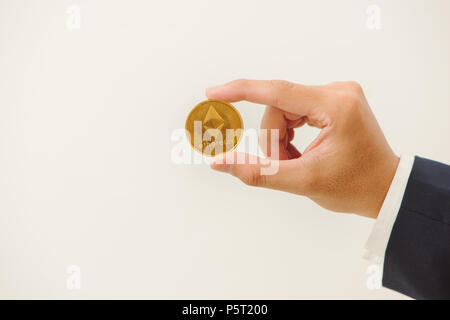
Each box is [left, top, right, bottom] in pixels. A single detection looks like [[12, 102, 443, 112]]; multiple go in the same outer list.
[[206, 79, 399, 219]]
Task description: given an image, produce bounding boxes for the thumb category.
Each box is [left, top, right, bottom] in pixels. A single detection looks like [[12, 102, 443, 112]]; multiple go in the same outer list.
[[210, 152, 308, 194]]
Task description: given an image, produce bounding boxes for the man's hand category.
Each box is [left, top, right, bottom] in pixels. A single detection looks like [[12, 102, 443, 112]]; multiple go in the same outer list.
[[206, 79, 399, 218]]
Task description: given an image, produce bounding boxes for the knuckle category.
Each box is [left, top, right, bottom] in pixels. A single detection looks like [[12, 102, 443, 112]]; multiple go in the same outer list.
[[241, 169, 266, 187], [229, 78, 248, 88], [270, 79, 295, 90], [326, 81, 364, 97], [337, 91, 361, 112], [269, 80, 296, 107], [325, 81, 343, 89], [344, 81, 363, 94]]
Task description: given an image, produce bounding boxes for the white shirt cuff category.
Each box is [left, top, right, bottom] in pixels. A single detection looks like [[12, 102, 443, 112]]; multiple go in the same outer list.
[[363, 154, 415, 265]]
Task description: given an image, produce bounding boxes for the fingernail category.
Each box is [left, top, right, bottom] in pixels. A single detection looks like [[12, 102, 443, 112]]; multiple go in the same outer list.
[[205, 85, 224, 96]]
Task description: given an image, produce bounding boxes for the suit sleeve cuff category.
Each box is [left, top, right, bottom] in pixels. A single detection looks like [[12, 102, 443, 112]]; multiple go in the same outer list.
[[363, 154, 415, 265]]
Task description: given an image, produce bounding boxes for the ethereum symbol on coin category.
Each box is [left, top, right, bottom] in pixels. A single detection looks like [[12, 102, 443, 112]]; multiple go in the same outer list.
[[186, 100, 243, 156], [203, 105, 224, 131]]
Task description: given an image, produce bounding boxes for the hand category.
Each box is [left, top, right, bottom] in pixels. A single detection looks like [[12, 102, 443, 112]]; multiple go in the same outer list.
[[206, 79, 399, 218]]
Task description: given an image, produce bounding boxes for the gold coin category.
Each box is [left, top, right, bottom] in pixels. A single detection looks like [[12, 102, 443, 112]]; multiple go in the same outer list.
[[185, 100, 243, 157]]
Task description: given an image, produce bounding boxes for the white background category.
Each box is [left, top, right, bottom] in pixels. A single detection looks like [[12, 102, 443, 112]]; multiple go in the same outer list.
[[1, 0, 449, 299]]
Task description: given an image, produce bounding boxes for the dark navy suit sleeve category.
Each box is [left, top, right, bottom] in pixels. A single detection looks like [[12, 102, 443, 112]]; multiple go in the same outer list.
[[383, 156, 450, 299]]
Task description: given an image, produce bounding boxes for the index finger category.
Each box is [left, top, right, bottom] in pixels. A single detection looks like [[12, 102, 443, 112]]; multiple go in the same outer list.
[[205, 79, 325, 116]]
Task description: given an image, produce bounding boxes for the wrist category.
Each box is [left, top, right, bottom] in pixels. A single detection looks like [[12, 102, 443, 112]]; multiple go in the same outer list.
[[366, 154, 400, 219]]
